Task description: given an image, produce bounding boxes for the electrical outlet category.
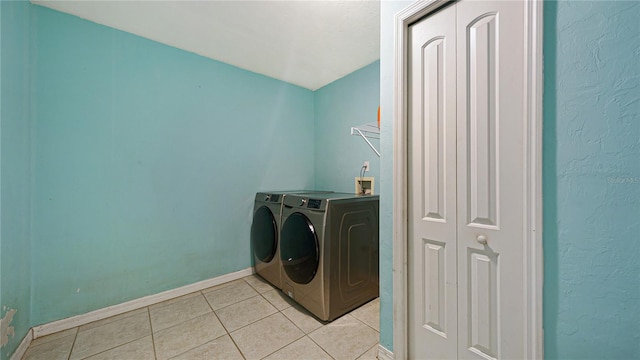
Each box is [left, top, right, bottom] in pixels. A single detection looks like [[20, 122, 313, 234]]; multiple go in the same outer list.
[[363, 161, 370, 171]]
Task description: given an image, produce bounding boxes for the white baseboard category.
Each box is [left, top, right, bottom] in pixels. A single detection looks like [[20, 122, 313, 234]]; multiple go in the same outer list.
[[32, 267, 254, 339], [9, 328, 33, 360], [377, 344, 394, 360]]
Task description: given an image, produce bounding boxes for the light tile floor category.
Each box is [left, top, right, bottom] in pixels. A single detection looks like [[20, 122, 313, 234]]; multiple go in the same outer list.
[[22, 275, 380, 360]]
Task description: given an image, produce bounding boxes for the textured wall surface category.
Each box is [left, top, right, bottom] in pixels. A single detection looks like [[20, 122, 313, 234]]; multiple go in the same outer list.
[[379, 0, 413, 351], [380, 0, 640, 357], [0, 1, 33, 358], [1, 2, 383, 350], [543, 1, 640, 358], [24, 0, 640, 357], [0, 1, 384, 355], [314, 61, 380, 193], [30, 5, 315, 325]]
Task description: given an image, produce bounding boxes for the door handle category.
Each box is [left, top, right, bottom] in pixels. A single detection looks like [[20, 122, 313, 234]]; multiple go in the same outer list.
[[476, 235, 488, 245]]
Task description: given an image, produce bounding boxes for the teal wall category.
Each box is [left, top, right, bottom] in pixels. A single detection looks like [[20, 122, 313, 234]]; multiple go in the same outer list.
[[379, 0, 640, 357], [379, 0, 412, 351], [0, 0, 2, 329], [9, 0, 635, 357], [314, 61, 380, 192], [0, 1, 383, 357], [0, 3, 383, 356], [1, 0, 3, 349], [0, 1, 33, 358], [543, 1, 640, 358], [30, 6, 315, 325]]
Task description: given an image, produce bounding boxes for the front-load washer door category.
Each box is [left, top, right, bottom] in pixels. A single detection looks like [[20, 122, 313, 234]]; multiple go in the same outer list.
[[280, 212, 319, 284], [251, 206, 277, 263]]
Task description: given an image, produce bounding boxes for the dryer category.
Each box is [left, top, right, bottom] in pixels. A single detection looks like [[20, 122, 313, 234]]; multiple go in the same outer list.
[[279, 193, 379, 321], [251, 192, 286, 289], [251, 191, 333, 290]]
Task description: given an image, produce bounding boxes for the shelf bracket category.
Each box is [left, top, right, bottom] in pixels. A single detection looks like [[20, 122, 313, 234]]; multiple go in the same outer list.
[[350, 123, 381, 157]]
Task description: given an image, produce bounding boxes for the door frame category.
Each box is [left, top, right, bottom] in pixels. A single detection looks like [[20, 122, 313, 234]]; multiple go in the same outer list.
[[391, 1, 544, 358]]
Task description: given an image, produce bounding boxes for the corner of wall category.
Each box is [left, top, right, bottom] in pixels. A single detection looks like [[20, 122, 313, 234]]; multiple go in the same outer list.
[[0, 0, 4, 348], [0, 0, 34, 358], [379, 0, 416, 352]]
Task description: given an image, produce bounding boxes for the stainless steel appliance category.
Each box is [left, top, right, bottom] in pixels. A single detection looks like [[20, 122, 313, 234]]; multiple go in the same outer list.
[[251, 192, 286, 289], [251, 191, 333, 289], [279, 193, 379, 321]]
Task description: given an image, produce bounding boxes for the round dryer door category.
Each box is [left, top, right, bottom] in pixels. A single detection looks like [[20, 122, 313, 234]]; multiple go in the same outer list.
[[280, 212, 319, 284], [251, 206, 277, 263]]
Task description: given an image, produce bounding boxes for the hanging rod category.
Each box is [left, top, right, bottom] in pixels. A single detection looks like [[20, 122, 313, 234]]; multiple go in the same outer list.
[[350, 123, 380, 157]]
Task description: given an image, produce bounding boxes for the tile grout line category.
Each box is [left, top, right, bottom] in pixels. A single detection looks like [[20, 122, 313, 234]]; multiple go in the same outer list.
[[154, 298, 228, 360], [72, 320, 152, 359], [255, 289, 320, 360], [149, 293, 214, 335], [303, 313, 380, 360], [258, 301, 307, 360], [75, 307, 149, 335], [147, 307, 158, 360], [206, 293, 261, 313], [153, 294, 224, 359], [148, 292, 204, 317], [201, 289, 247, 360], [346, 313, 381, 360], [202, 276, 267, 310], [259, 287, 342, 358], [219, 305, 278, 334], [22, 330, 77, 352], [257, 331, 307, 360], [25, 275, 377, 360], [302, 334, 337, 360], [237, 277, 307, 359], [69, 306, 180, 359], [65, 327, 79, 360], [275, 303, 310, 336], [210, 286, 279, 334], [349, 299, 381, 334], [351, 314, 380, 334], [73, 336, 150, 360], [255, 293, 293, 359], [352, 343, 376, 360]]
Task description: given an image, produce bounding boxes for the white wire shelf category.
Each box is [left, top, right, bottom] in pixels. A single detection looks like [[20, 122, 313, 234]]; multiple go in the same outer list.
[[350, 122, 380, 157]]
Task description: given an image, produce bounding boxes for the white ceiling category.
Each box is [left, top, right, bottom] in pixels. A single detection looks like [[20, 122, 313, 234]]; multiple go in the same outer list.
[[32, 0, 381, 90]]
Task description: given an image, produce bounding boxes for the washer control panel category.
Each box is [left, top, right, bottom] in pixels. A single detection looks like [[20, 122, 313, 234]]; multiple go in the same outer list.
[[282, 194, 328, 211], [307, 199, 322, 209]]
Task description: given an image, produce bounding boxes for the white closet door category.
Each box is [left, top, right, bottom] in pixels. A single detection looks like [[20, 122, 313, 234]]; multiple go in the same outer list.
[[407, 4, 458, 359], [456, 0, 526, 359], [408, 0, 528, 358]]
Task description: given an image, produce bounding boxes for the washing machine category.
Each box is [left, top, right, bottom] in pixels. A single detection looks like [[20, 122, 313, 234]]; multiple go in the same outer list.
[[251, 191, 333, 290], [279, 192, 379, 321]]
